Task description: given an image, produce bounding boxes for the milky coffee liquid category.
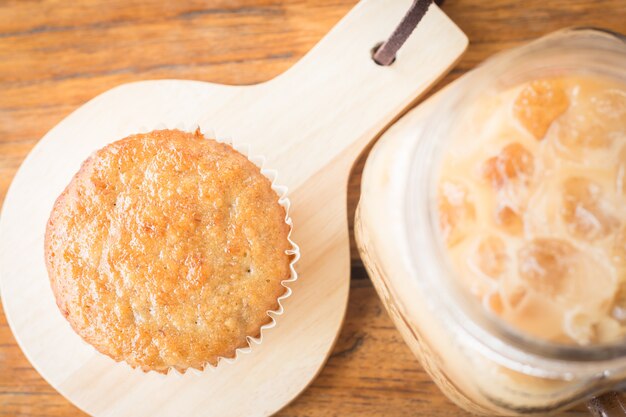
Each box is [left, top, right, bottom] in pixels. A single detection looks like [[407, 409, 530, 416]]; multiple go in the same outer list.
[[438, 76, 626, 345]]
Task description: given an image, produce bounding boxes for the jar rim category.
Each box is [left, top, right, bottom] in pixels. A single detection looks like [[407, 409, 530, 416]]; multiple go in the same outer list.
[[404, 27, 626, 376]]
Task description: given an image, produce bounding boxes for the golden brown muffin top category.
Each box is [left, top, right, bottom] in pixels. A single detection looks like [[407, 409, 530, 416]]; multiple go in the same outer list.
[[45, 129, 292, 373]]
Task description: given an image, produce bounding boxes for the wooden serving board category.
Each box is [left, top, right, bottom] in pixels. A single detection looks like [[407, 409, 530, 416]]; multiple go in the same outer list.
[[0, 1, 467, 416]]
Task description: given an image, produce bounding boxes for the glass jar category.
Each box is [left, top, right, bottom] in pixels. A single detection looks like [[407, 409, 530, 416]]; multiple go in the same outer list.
[[355, 28, 626, 415]]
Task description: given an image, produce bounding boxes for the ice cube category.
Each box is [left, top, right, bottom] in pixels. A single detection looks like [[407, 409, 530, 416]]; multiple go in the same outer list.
[[483, 291, 505, 315], [564, 308, 595, 345], [591, 88, 626, 121], [565, 312, 621, 345], [519, 238, 616, 311], [438, 180, 476, 246], [594, 317, 622, 343], [513, 80, 569, 140], [518, 238, 575, 296], [504, 286, 527, 310], [561, 177, 619, 241], [482, 142, 535, 189], [471, 235, 508, 279], [495, 204, 524, 235], [553, 112, 610, 154]]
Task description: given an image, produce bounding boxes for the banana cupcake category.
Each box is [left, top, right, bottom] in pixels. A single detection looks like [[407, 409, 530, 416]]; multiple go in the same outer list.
[[44, 128, 294, 373]]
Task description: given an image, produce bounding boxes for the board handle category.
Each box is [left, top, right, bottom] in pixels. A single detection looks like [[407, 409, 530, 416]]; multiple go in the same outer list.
[[252, 0, 467, 187]]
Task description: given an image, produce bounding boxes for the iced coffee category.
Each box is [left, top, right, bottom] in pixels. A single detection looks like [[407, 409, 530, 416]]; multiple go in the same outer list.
[[438, 76, 626, 345]]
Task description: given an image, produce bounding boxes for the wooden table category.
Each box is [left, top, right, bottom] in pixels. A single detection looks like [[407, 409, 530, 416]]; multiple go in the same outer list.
[[1, 1, 624, 416]]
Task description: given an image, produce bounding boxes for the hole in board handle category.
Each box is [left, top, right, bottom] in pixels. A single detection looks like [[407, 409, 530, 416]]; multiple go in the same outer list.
[[371, 42, 396, 66]]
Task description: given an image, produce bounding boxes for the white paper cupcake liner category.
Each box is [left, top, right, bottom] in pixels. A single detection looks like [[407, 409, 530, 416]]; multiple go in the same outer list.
[[114, 123, 300, 376]]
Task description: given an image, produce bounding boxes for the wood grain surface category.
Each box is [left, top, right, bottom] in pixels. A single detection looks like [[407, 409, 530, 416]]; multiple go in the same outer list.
[[0, 1, 624, 416]]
